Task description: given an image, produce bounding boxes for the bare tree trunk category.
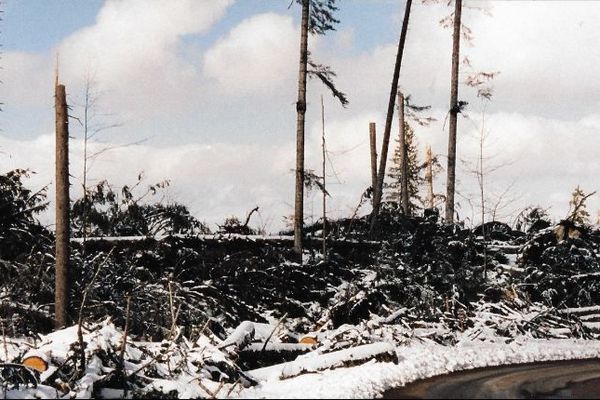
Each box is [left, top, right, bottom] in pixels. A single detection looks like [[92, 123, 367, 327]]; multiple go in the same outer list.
[[425, 145, 434, 209], [55, 83, 70, 329], [370, 0, 413, 236], [369, 122, 378, 206], [321, 96, 327, 257], [477, 114, 487, 278], [294, 0, 310, 255], [398, 91, 410, 216], [445, 0, 463, 223]]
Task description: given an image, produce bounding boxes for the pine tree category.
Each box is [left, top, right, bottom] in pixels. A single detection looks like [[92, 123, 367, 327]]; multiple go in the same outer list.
[[387, 123, 420, 214]]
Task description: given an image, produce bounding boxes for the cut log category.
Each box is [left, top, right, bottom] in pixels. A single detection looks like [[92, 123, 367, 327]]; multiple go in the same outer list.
[[246, 342, 398, 381], [218, 321, 255, 352]]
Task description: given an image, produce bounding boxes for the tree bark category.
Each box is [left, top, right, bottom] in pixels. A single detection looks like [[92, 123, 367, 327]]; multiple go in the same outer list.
[[370, 0, 413, 236], [321, 96, 327, 257], [294, 0, 310, 255], [445, 0, 463, 223], [398, 91, 410, 215], [369, 122, 378, 206], [425, 145, 434, 209], [55, 83, 70, 329]]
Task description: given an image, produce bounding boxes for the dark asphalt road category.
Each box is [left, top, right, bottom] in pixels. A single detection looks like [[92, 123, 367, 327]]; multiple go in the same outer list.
[[383, 359, 600, 399]]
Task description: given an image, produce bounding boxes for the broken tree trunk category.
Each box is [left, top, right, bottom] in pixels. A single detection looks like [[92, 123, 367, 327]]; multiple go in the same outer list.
[[370, 0, 413, 236], [321, 96, 327, 257], [425, 145, 434, 209], [369, 122, 378, 207], [55, 83, 71, 329], [398, 91, 410, 216]]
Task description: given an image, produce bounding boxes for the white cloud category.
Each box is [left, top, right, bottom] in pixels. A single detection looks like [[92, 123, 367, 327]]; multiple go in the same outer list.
[[203, 13, 299, 94], [4, 1, 600, 231]]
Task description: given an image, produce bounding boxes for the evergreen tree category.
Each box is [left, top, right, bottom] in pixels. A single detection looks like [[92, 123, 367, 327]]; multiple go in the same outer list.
[[387, 123, 421, 214]]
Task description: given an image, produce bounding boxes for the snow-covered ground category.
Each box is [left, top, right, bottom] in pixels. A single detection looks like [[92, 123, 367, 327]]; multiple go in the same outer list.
[[3, 319, 600, 399], [239, 338, 600, 399]]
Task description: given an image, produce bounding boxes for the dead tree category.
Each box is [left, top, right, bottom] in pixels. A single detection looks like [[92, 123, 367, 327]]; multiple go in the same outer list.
[[425, 145, 434, 209], [293, 0, 310, 254], [320, 96, 328, 257], [370, 0, 413, 236], [397, 91, 410, 215], [55, 83, 70, 329], [369, 122, 378, 206], [445, 0, 463, 223]]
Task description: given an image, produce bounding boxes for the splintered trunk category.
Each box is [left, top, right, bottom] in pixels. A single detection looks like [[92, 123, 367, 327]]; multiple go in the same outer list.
[[445, 0, 463, 223], [398, 91, 410, 216], [55, 83, 70, 329], [369, 122, 378, 206], [294, 0, 310, 255], [321, 96, 327, 257], [370, 0, 413, 236], [425, 145, 434, 209]]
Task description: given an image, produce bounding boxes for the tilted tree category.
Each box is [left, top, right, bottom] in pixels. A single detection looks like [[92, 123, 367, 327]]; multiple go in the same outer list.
[[293, 0, 347, 255], [369, 0, 413, 236]]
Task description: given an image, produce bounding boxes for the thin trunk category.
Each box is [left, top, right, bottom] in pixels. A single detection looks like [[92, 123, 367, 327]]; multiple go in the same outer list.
[[479, 115, 487, 278], [82, 80, 90, 241], [370, 0, 413, 236], [445, 0, 463, 223], [425, 145, 434, 209], [369, 122, 378, 206], [321, 96, 327, 257], [294, 0, 310, 255], [55, 83, 70, 329], [398, 91, 410, 216]]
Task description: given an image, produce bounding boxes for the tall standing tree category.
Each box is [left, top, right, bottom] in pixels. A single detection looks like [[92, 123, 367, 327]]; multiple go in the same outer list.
[[293, 0, 346, 255], [445, 0, 463, 223], [369, 0, 413, 235]]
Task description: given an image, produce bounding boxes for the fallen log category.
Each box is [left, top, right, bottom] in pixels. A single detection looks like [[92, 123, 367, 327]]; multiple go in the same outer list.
[[246, 342, 398, 381], [238, 343, 316, 370]]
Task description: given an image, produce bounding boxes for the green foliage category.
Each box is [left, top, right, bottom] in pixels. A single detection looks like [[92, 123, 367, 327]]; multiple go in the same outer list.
[[72, 175, 210, 237], [514, 206, 551, 233], [386, 123, 421, 213], [295, 0, 340, 35], [0, 169, 50, 260]]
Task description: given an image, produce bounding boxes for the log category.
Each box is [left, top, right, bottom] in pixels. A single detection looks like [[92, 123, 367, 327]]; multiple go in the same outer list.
[[246, 342, 398, 381]]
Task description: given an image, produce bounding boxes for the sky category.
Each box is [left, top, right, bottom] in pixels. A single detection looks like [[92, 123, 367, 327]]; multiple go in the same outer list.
[[1, 0, 600, 232]]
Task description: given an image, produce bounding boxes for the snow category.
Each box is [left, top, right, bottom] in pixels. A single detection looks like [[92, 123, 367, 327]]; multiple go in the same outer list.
[[237, 338, 600, 399], [246, 342, 397, 381], [5, 318, 600, 399]]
